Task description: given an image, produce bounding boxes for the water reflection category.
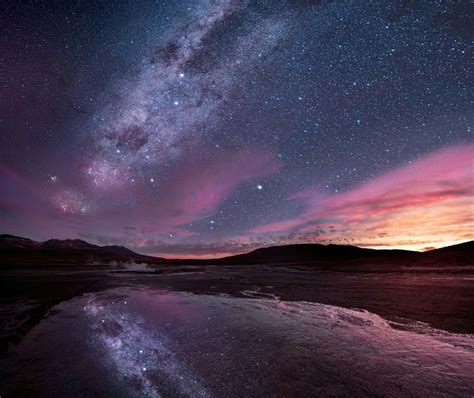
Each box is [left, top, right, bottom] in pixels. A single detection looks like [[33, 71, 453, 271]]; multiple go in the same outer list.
[[1, 288, 473, 397]]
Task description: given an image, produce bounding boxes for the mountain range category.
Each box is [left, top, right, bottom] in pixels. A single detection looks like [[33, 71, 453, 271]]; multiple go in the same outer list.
[[0, 234, 156, 265], [0, 234, 472, 268]]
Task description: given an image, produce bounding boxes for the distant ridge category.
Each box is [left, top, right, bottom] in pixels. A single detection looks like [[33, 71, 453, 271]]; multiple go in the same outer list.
[[0, 234, 472, 267], [1, 234, 136, 254], [0, 234, 159, 265], [0, 234, 41, 249], [165, 241, 472, 267], [212, 243, 413, 264], [424, 240, 473, 254], [42, 239, 98, 250]]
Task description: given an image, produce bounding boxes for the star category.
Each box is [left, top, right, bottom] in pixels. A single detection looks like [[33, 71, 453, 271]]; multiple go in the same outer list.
[[1, 0, 470, 256]]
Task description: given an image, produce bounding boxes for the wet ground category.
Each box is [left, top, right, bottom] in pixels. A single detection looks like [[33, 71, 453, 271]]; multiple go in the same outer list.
[[1, 264, 473, 397]]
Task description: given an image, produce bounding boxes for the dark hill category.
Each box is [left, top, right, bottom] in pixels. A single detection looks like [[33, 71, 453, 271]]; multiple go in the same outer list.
[[1, 234, 472, 268], [211, 243, 414, 265], [0, 234, 160, 266], [419, 240, 473, 266], [42, 239, 97, 250], [165, 241, 472, 268], [0, 234, 40, 250]]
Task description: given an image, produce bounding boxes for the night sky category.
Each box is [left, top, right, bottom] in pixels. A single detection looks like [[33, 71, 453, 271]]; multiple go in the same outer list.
[[1, 1, 472, 257]]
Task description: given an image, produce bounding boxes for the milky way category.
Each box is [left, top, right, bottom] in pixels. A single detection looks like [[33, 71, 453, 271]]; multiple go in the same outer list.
[[87, 0, 286, 189], [0, 1, 472, 256]]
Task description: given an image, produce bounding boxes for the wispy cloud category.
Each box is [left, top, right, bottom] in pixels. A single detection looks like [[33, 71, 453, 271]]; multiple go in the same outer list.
[[250, 144, 474, 251]]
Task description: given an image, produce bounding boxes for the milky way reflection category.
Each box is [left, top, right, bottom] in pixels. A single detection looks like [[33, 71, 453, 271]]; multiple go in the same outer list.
[[1, 288, 473, 397], [83, 294, 209, 397]]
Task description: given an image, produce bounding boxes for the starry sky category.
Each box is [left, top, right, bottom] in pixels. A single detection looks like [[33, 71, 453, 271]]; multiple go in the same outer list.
[[1, 0, 472, 257]]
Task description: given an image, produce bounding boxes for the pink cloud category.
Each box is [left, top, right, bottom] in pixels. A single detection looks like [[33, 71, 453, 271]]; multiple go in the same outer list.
[[79, 149, 281, 243], [250, 144, 474, 250], [162, 149, 280, 223]]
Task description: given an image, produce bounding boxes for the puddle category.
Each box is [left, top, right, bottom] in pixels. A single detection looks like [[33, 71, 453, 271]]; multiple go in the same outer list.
[[1, 288, 473, 397]]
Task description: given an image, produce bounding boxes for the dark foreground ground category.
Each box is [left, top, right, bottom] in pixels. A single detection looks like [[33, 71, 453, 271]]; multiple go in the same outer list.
[[0, 261, 473, 397]]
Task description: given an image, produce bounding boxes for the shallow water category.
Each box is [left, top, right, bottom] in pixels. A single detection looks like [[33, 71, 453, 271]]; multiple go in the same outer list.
[[1, 287, 473, 397]]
